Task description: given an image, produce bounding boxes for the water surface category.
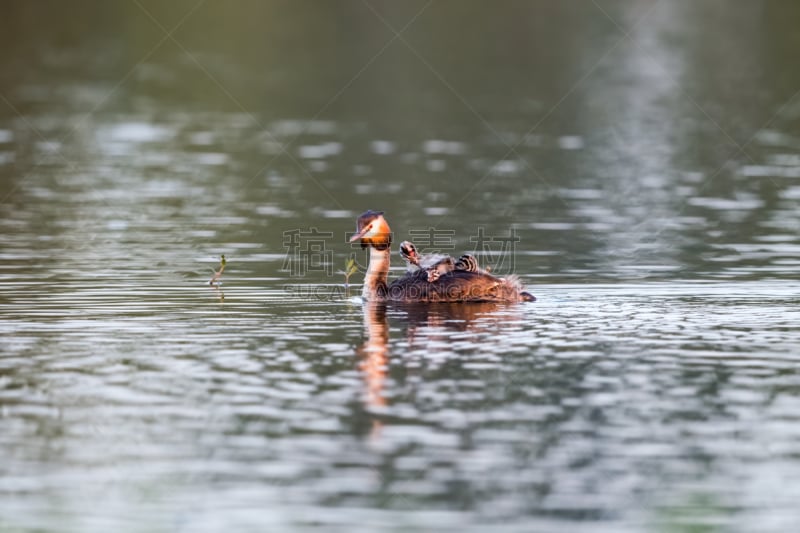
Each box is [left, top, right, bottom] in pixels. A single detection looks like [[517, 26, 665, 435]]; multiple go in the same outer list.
[[2, 1, 800, 531]]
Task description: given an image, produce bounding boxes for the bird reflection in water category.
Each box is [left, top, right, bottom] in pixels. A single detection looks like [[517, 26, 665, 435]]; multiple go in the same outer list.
[[357, 302, 390, 403], [356, 300, 523, 440]]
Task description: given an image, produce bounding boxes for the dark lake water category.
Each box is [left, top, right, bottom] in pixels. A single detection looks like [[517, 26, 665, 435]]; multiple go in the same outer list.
[[2, 1, 800, 531]]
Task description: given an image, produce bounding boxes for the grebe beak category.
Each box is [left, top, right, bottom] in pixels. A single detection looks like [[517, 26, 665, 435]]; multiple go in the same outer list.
[[349, 225, 372, 242]]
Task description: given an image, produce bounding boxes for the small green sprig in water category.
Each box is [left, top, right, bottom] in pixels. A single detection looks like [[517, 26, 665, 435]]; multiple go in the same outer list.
[[209, 254, 226, 286], [337, 258, 359, 287]]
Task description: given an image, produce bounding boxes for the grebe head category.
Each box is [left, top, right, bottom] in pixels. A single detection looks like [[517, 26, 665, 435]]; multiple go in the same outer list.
[[399, 241, 420, 266], [349, 210, 392, 250]]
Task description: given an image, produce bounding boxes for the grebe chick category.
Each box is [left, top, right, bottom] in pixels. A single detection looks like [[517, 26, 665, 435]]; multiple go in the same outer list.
[[400, 241, 488, 282], [399, 240, 455, 282], [350, 211, 535, 302], [454, 254, 483, 273], [399, 241, 421, 270]]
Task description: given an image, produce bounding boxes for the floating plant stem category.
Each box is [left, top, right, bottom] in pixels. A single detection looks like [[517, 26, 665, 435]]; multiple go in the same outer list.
[[209, 254, 226, 286]]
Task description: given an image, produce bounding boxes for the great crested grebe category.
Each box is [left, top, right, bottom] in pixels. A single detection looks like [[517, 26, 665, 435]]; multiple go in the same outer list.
[[349, 210, 535, 302], [399, 241, 482, 282]]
